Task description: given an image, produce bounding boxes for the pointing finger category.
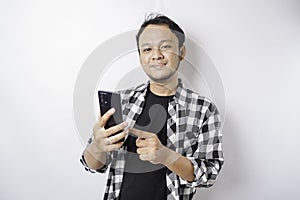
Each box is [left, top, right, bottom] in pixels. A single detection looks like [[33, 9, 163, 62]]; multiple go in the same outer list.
[[129, 127, 154, 139]]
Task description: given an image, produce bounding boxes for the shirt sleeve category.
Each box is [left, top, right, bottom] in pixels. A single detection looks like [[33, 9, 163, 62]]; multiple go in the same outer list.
[[79, 136, 113, 173], [181, 102, 224, 187]]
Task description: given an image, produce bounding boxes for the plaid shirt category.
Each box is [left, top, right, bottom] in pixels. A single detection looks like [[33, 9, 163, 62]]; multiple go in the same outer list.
[[80, 79, 224, 200]]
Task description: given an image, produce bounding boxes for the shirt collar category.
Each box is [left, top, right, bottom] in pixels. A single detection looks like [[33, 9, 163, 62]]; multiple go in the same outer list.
[[135, 78, 188, 107]]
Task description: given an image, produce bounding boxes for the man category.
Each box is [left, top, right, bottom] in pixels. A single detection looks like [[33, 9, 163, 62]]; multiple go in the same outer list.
[[80, 14, 224, 200]]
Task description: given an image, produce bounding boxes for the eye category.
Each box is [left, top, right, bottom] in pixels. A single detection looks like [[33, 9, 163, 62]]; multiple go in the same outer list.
[[142, 48, 152, 53], [161, 45, 172, 50]]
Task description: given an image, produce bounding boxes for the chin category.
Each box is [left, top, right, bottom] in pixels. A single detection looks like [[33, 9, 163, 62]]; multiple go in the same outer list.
[[148, 73, 176, 83]]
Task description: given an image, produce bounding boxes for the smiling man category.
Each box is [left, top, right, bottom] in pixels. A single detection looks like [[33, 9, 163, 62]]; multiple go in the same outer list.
[[80, 14, 224, 200]]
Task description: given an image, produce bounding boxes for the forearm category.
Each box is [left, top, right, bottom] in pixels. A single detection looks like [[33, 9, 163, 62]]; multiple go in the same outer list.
[[161, 147, 195, 182], [167, 154, 195, 182], [162, 148, 223, 186], [83, 142, 107, 170]]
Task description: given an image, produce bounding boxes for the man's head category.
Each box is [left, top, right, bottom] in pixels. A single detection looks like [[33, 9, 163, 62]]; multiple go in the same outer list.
[[136, 14, 186, 83], [136, 14, 185, 53]]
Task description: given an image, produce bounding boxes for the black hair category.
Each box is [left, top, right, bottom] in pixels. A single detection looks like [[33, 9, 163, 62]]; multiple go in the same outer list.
[[136, 13, 185, 53]]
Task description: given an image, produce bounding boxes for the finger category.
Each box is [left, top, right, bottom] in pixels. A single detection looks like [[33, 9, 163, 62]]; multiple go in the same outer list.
[[136, 138, 148, 147], [106, 142, 124, 152], [129, 127, 154, 139], [139, 154, 152, 161], [104, 137, 113, 145], [98, 108, 115, 127], [108, 129, 128, 144], [104, 121, 128, 138], [136, 147, 150, 155]]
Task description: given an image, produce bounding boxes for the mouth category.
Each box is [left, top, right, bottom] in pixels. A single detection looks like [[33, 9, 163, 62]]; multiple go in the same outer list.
[[150, 63, 167, 68]]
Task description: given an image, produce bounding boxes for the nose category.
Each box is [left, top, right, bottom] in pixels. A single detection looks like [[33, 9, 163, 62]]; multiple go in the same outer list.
[[151, 48, 164, 60]]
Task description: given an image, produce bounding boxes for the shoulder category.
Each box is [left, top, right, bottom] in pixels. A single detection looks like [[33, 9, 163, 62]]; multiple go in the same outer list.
[[184, 90, 221, 131], [184, 88, 215, 108], [183, 88, 220, 118]]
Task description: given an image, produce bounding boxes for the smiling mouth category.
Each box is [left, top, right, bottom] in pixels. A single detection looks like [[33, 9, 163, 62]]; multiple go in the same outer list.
[[150, 63, 167, 68]]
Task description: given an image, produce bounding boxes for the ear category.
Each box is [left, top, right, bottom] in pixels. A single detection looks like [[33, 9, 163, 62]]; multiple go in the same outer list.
[[179, 45, 186, 61]]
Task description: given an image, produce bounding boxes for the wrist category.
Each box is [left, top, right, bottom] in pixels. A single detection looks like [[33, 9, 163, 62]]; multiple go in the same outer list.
[[160, 147, 181, 166], [86, 144, 107, 164], [87, 141, 102, 157]]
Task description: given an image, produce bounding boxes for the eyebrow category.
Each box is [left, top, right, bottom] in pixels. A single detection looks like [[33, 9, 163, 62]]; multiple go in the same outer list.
[[140, 40, 175, 47]]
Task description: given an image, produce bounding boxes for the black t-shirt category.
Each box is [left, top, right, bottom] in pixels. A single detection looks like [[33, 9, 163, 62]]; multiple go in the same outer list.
[[119, 88, 174, 200]]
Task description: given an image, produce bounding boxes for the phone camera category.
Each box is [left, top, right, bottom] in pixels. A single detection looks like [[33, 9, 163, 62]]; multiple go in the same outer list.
[[100, 94, 108, 104]]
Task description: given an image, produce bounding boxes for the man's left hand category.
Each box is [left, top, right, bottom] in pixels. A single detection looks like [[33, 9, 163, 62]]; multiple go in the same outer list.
[[129, 127, 181, 166]]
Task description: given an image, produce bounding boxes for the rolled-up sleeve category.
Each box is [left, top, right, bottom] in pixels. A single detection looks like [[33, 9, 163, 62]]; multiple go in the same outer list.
[[181, 102, 224, 187]]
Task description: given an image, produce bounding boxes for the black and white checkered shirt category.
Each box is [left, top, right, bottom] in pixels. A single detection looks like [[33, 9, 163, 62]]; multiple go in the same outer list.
[[80, 79, 224, 200]]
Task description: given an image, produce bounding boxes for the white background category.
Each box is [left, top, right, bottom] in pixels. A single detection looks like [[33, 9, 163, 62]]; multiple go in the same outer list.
[[1, 0, 300, 199]]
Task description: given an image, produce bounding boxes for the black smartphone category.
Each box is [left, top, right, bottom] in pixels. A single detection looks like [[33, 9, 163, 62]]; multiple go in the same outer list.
[[98, 90, 125, 142]]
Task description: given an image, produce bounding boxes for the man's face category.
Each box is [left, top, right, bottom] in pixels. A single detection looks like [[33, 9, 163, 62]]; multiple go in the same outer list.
[[138, 24, 184, 83]]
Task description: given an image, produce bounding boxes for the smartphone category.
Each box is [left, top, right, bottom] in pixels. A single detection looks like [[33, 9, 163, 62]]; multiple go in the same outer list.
[[98, 90, 125, 142]]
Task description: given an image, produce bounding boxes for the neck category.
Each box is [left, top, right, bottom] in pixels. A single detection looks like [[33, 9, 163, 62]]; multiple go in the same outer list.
[[149, 75, 178, 96]]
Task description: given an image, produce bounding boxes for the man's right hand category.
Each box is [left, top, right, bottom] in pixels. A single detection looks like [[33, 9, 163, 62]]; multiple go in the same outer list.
[[90, 108, 128, 153], [84, 108, 128, 169]]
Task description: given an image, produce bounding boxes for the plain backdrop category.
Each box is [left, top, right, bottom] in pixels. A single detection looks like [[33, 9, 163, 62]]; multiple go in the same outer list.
[[0, 0, 299, 200]]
